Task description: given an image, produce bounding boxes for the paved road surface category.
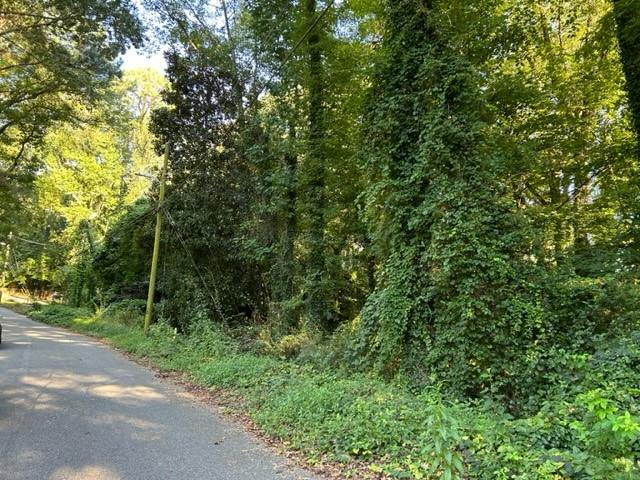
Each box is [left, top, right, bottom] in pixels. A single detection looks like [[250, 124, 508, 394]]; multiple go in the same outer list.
[[0, 307, 319, 480]]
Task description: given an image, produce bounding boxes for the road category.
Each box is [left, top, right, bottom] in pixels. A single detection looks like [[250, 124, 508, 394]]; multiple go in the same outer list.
[[0, 307, 319, 480]]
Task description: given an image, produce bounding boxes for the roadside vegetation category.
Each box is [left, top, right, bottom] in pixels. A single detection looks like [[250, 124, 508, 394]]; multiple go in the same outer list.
[[2, 0, 640, 478], [0, 296, 37, 316], [28, 302, 640, 479]]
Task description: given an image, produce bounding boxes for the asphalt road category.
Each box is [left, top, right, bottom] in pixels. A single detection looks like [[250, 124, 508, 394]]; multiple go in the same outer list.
[[0, 307, 319, 480]]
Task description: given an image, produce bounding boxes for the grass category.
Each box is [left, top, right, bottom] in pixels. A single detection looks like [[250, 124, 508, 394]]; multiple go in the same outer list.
[[23, 303, 640, 480], [0, 295, 43, 315]]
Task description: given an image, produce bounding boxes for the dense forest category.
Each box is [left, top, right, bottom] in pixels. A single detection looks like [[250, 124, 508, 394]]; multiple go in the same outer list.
[[1, 0, 640, 478]]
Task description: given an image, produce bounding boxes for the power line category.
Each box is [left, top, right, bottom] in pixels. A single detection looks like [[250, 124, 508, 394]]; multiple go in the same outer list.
[[162, 206, 228, 323], [10, 234, 48, 246], [257, 0, 336, 101], [123, 1, 337, 325], [2, 205, 155, 253], [174, 0, 335, 114], [162, 0, 336, 186]]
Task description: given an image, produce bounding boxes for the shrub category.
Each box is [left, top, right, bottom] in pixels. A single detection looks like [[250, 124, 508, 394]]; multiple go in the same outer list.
[[102, 299, 146, 326]]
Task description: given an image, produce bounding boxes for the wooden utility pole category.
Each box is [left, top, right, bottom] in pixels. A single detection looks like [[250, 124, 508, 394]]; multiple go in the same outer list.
[[144, 144, 169, 333], [0, 232, 12, 303]]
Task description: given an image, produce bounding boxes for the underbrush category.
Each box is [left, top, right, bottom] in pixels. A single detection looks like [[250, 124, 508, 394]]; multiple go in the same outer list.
[[0, 297, 44, 315], [29, 304, 640, 479]]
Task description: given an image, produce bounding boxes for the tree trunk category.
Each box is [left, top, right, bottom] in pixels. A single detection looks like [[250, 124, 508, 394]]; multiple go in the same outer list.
[[304, 0, 328, 329], [282, 123, 298, 327]]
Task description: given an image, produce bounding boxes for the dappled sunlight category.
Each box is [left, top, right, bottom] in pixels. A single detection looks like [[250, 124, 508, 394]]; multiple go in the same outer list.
[[89, 384, 165, 402], [0, 303, 318, 480], [4, 391, 59, 410], [16, 372, 167, 408], [12, 446, 46, 466], [16, 327, 105, 348], [49, 465, 120, 480], [91, 413, 166, 442], [22, 373, 112, 389], [1, 315, 175, 480], [0, 319, 102, 348], [24, 330, 78, 340], [0, 321, 20, 328], [0, 324, 30, 361]]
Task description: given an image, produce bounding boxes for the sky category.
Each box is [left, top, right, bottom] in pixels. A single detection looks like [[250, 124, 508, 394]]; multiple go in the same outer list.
[[119, 0, 170, 73], [121, 48, 167, 74]]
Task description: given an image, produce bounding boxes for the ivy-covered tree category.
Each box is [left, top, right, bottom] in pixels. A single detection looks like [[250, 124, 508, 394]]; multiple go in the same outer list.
[[355, 0, 546, 398]]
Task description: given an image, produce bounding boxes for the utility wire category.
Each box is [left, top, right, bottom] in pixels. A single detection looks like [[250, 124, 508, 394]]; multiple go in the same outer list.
[[176, 0, 335, 113], [2, 205, 154, 251], [256, 0, 336, 101], [11, 234, 48, 246], [143, 1, 337, 324], [162, 206, 228, 323]]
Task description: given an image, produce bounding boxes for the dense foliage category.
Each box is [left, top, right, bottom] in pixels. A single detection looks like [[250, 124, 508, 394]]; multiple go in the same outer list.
[[2, 0, 639, 477], [1, 68, 165, 302], [0, 0, 143, 228], [353, 0, 546, 399]]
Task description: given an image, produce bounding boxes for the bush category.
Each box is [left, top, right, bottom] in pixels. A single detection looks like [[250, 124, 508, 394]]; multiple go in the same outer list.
[[102, 299, 146, 326], [30, 304, 93, 325]]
